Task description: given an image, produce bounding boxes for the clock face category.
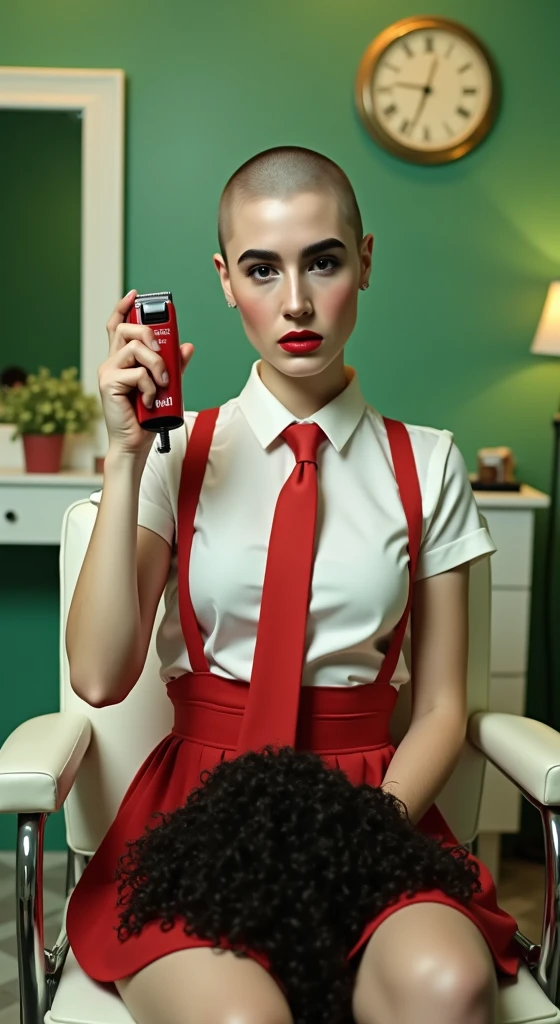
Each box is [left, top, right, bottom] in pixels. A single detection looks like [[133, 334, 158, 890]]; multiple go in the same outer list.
[[356, 19, 498, 163]]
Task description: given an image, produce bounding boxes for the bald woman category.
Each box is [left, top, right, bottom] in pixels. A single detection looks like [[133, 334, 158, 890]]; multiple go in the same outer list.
[[66, 146, 519, 1024]]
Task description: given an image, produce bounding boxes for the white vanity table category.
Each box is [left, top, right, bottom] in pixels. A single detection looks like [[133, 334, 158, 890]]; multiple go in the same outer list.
[[471, 483, 549, 880], [0, 469, 102, 544]]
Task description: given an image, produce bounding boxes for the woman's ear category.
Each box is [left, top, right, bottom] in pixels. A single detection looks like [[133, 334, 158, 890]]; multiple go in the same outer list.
[[213, 253, 236, 308], [360, 234, 374, 288]]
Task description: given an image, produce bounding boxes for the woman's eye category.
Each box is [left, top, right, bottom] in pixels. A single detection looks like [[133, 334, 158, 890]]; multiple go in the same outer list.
[[312, 257, 338, 272], [248, 265, 276, 281]]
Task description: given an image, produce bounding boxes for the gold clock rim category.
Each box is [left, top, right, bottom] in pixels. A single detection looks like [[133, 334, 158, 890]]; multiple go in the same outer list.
[[354, 14, 501, 165]]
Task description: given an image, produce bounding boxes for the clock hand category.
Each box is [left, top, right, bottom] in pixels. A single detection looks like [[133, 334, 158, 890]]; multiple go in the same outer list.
[[393, 57, 440, 93], [426, 56, 439, 88], [409, 57, 438, 130]]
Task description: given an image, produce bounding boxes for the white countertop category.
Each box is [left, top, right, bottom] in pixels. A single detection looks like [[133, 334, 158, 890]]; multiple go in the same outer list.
[[469, 480, 550, 509], [0, 468, 103, 486]]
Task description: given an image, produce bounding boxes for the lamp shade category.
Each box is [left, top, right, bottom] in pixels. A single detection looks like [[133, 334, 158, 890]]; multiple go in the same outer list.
[[531, 281, 560, 356]]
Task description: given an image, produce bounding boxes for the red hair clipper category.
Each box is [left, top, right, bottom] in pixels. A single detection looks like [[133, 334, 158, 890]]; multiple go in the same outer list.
[[127, 291, 184, 454]]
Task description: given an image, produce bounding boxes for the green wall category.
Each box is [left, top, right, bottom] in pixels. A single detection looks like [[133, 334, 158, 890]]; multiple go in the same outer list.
[[1, 0, 559, 853], [0, 110, 82, 379]]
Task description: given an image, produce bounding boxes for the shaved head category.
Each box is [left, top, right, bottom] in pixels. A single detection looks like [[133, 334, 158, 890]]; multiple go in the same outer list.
[[218, 146, 363, 264]]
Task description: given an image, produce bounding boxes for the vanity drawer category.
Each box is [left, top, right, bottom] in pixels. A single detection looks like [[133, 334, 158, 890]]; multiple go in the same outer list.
[[490, 589, 531, 674], [483, 509, 534, 587], [0, 484, 96, 544]]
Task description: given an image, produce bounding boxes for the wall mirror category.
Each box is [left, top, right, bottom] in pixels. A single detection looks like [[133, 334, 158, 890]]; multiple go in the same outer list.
[[0, 66, 124, 465]]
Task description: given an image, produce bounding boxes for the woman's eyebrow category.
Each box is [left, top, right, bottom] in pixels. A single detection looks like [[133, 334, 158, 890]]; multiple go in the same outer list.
[[237, 237, 347, 266]]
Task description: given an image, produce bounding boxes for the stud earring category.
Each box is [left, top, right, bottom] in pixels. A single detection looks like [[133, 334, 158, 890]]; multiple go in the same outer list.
[[227, 302, 237, 308], [360, 282, 370, 291]]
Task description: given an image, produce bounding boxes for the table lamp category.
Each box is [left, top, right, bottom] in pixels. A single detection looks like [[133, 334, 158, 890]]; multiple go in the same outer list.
[[530, 280, 560, 727]]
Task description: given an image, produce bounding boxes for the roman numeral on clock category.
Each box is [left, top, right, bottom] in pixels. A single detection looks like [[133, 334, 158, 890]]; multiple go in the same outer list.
[[383, 104, 398, 118]]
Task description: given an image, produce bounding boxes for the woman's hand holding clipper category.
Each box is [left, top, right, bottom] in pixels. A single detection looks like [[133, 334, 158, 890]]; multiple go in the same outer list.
[[67, 289, 192, 703], [100, 289, 194, 458]]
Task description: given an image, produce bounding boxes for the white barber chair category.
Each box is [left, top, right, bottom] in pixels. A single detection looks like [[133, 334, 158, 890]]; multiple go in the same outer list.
[[1, 498, 560, 1024]]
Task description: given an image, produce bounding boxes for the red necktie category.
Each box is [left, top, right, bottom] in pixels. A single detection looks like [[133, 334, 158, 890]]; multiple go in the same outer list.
[[235, 422, 328, 756]]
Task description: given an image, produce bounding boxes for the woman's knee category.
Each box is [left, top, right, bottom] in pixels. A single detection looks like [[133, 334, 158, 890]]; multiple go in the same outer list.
[[352, 903, 498, 1024], [396, 943, 497, 1020], [114, 946, 294, 1024]]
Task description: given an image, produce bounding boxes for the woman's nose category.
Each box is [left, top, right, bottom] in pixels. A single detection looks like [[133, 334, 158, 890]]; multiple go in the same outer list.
[[281, 274, 313, 318]]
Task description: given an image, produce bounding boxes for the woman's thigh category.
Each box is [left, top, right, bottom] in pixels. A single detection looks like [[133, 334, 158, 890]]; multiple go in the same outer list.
[[351, 902, 499, 1024], [114, 946, 294, 1024]]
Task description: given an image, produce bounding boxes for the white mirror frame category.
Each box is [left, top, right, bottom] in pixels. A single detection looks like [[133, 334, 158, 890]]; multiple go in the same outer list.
[[0, 66, 124, 460]]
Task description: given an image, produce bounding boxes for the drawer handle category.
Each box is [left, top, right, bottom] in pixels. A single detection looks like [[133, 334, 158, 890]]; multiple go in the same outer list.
[[4, 510, 18, 523]]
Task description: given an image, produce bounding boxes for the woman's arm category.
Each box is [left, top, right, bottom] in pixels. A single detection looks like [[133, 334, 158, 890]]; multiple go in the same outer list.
[[66, 450, 171, 707], [380, 562, 470, 826]]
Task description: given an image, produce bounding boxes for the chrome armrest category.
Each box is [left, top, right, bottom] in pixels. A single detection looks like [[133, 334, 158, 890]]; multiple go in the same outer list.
[[469, 711, 560, 1008], [468, 712, 560, 807]]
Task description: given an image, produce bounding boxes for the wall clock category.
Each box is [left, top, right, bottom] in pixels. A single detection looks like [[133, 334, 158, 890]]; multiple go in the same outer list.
[[355, 15, 500, 165]]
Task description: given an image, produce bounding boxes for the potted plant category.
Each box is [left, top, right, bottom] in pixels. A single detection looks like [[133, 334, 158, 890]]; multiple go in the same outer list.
[[1, 366, 101, 473]]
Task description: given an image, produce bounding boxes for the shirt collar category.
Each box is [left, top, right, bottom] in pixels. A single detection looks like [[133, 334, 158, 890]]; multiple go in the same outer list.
[[238, 359, 367, 453]]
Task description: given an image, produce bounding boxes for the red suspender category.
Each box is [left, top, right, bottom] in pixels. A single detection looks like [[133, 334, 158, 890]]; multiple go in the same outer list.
[[177, 408, 220, 673], [374, 417, 423, 687]]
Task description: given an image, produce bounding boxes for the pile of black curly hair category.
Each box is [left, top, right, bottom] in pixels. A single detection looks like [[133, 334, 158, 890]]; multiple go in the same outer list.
[[113, 746, 482, 1024]]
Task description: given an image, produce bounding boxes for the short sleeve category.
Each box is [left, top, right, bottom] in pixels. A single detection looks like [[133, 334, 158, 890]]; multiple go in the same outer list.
[[137, 437, 176, 546], [89, 419, 188, 543], [88, 437, 176, 546], [415, 434, 496, 580]]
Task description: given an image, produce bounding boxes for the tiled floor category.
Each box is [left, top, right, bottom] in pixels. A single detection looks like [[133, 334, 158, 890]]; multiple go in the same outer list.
[[0, 851, 547, 1023]]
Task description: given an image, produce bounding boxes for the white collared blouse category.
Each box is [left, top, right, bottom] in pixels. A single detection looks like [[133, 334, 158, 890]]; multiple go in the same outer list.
[[96, 360, 495, 691]]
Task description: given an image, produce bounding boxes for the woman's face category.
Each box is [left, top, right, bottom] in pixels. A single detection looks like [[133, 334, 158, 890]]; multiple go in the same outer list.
[[214, 190, 373, 380]]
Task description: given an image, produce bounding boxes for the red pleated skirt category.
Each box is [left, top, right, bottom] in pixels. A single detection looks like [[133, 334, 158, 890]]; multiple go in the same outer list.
[[66, 672, 520, 989]]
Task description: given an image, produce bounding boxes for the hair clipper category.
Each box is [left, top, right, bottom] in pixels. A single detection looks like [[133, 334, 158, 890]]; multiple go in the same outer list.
[[127, 291, 184, 454]]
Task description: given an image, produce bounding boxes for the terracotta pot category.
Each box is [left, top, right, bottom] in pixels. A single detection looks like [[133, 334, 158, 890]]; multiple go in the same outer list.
[[22, 433, 65, 473]]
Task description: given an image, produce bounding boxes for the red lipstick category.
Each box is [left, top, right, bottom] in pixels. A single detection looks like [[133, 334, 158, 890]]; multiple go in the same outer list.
[[278, 330, 323, 354]]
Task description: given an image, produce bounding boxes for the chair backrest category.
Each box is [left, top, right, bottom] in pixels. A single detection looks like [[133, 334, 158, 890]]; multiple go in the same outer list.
[[59, 499, 491, 854]]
